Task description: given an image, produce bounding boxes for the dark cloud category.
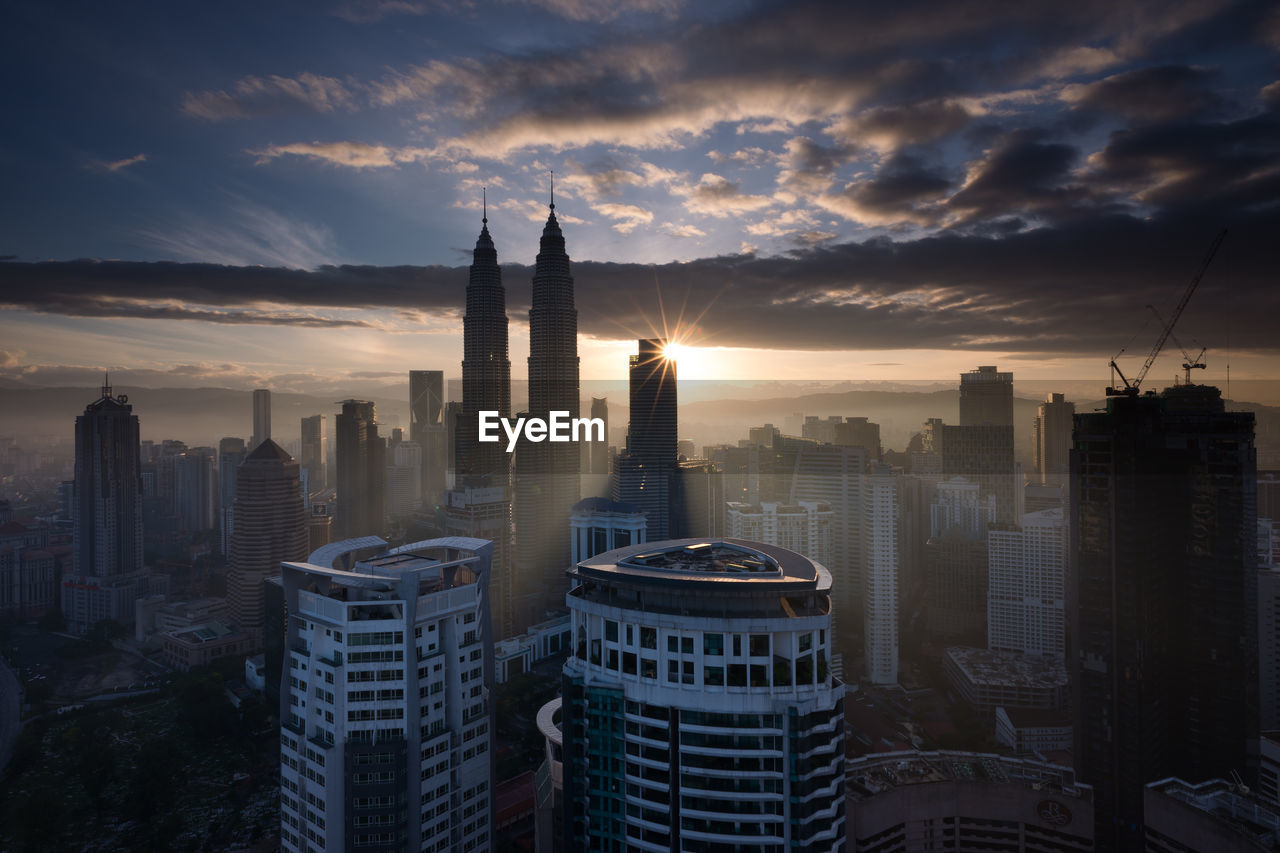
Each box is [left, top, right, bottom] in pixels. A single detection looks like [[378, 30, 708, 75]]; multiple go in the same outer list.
[[821, 152, 952, 225], [947, 130, 1097, 222], [4, 204, 1275, 356], [1066, 65, 1225, 122]]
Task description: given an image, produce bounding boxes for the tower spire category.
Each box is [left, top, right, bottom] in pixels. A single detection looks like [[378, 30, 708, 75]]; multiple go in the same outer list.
[[549, 169, 555, 211], [482, 187, 487, 225], [102, 371, 111, 398]]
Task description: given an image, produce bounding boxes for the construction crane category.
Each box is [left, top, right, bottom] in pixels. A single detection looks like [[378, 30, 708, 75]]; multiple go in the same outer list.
[[1106, 229, 1226, 397], [1147, 304, 1207, 386]]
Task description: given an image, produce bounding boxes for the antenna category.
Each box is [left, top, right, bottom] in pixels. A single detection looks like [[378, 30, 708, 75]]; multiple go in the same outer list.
[[549, 169, 555, 211], [482, 187, 487, 224]]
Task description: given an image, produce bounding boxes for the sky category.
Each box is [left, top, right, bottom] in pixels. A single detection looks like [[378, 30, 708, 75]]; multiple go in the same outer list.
[[1, 0, 1278, 394]]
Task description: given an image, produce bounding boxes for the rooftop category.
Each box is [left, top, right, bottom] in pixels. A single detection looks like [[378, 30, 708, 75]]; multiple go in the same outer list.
[[576, 538, 823, 588], [946, 646, 1068, 690], [1148, 777, 1280, 848], [847, 749, 1085, 801]]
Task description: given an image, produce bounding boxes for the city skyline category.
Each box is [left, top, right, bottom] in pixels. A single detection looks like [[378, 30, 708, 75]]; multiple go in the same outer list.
[[2, 1, 1279, 390]]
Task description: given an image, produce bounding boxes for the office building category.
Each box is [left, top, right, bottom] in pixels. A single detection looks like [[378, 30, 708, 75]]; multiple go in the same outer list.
[[386, 440, 423, 519], [219, 437, 248, 555], [409, 370, 448, 509], [988, 508, 1066, 658], [560, 538, 846, 851], [0, 519, 57, 618], [943, 646, 1069, 715], [1072, 384, 1257, 851], [679, 460, 724, 539], [62, 378, 147, 634], [802, 415, 844, 444], [1033, 393, 1075, 486], [251, 388, 272, 451], [959, 365, 1013, 427], [748, 423, 780, 448], [613, 339, 680, 541], [445, 485, 513, 642], [927, 419, 1019, 525], [226, 440, 308, 647], [925, 476, 995, 646], [514, 195, 581, 632], [278, 536, 495, 853], [301, 415, 326, 493], [335, 400, 386, 540], [569, 497, 646, 564], [834, 416, 881, 459], [174, 448, 217, 532], [587, 396, 608, 476]]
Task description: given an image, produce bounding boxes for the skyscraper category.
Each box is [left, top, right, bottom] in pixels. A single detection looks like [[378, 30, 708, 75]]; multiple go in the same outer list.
[[62, 378, 146, 634], [587, 396, 608, 476], [218, 437, 247, 555], [558, 538, 846, 851], [300, 414, 325, 492], [335, 400, 386, 540], [278, 537, 495, 853], [1033, 393, 1075, 486], [613, 339, 680, 540], [456, 210, 510, 483], [514, 192, 580, 632], [386, 439, 422, 518], [409, 370, 448, 508], [447, 209, 515, 640], [226, 439, 307, 647], [1072, 384, 1257, 851], [251, 388, 272, 451], [959, 365, 1013, 427], [862, 462, 900, 685]]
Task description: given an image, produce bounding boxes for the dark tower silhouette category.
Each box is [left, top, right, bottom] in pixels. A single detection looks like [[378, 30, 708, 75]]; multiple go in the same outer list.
[[335, 400, 385, 540], [227, 439, 308, 647], [514, 178, 581, 632], [457, 198, 511, 482], [1072, 384, 1257, 851], [613, 339, 680, 539], [62, 376, 146, 633]]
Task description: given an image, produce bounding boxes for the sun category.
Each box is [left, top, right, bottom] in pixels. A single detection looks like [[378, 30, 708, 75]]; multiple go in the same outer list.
[[662, 341, 685, 362]]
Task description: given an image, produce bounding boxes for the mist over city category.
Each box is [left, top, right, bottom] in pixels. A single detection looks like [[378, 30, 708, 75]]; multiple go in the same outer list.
[[2, 1, 1279, 851]]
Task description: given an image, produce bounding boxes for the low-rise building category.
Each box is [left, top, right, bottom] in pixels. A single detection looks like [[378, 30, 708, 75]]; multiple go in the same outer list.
[[995, 706, 1072, 755], [943, 646, 1068, 715], [494, 614, 572, 683], [162, 621, 252, 671]]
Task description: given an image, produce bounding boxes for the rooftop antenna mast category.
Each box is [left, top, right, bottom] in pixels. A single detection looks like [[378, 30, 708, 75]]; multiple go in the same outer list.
[[1106, 229, 1226, 397]]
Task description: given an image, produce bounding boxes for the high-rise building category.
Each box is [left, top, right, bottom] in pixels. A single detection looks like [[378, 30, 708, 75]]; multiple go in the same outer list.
[[925, 477, 995, 647], [959, 365, 1013, 427], [835, 416, 882, 459], [277, 537, 495, 853], [1072, 384, 1257, 851], [409, 370, 448, 509], [587, 397, 608, 476], [251, 388, 272, 451], [558, 538, 846, 851], [514, 194, 580, 633], [62, 379, 147, 634], [300, 414, 325, 493], [219, 437, 247, 555], [386, 440, 423, 518], [335, 400, 386, 540], [1258, 519, 1280, 732], [1033, 393, 1075, 486], [455, 208, 509, 484], [447, 211, 515, 641], [726, 500, 832, 567], [863, 463, 900, 685], [929, 420, 1018, 525], [988, 508, 1066, 658], [173, 448, 217, 532], [613, 339, 681, 541], [226, 440, 308, 647]]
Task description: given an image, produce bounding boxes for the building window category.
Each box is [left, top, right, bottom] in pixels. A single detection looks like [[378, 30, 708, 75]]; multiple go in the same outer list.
[[703, 634, 723, 656], [704, 666, 724, 686], [640, 627, 656, 650], [623, 652, 637, 675], [606, 621, 618, 642]]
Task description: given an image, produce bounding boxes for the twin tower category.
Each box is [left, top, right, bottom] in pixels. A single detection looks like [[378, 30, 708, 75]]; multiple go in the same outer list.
[[456, 196, 580, 636]]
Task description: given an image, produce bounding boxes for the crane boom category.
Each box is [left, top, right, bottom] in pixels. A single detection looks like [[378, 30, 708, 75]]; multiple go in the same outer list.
[[1132, 229, 1226, 391]]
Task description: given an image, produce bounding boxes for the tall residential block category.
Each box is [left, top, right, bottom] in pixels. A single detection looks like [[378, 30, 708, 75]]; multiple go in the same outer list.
[[278, 537, 495, 853], [559, 538, 846, 851], [862, 463, 900, 686], [959, 365, 1013, 427], [335, 400, 386, 540], [1033, 393, 1075, 486], [1072, 384, 1257, 851], [988, 508, 1067, 658], [227, 439, 308, 646], [62, 379, 146, 633], [251, 388, 272, 451]]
